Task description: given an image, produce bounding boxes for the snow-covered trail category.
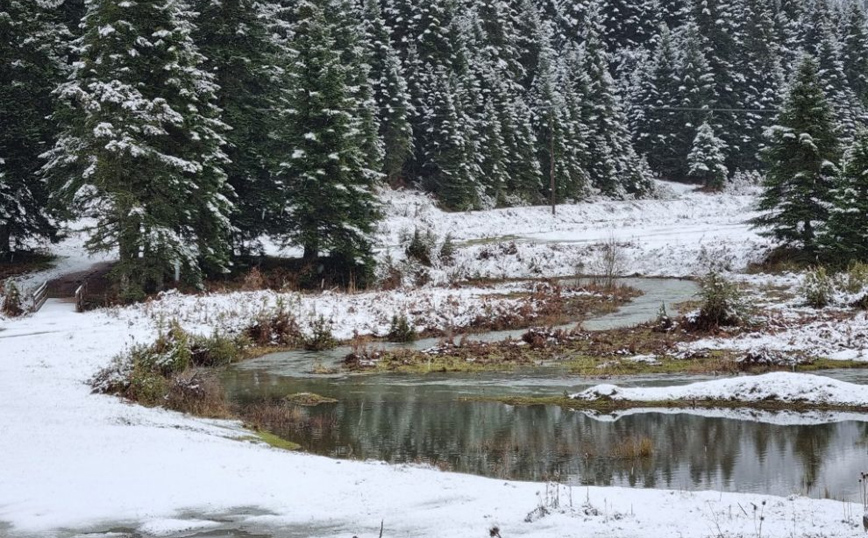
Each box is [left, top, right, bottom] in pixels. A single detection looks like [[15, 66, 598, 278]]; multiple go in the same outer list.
[[0, 303, 866, 537]]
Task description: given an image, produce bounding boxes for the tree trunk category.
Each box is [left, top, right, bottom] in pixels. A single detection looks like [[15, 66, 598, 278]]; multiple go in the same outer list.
[[0, 224, 10, 256]]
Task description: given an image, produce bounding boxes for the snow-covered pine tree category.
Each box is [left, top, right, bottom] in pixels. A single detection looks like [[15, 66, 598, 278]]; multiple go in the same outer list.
[[840, 1, 868, 105], [633, 25, 683, 180], [823, 128, 868, 262], [361, 0, 413, 185], [0, 0, 69, 253], [43, 0, 233, 296], [752, 54, 841, 253], [579, 2, 653, 196], [675, 21, 715, 180], [421, 66, 478, 210], [600, 0, 658, 52], [689, 0, 740, 171], [275, 0, 381, 284], [732, 0, 784, 173], [687, 122, 729, 190], [815, 25, 863, 142], [193, 0, 280, 250]]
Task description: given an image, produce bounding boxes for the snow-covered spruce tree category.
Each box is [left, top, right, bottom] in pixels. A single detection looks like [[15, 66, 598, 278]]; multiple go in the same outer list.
[[690, 0, 742, 170], [274, 0, 381, 285], [751, 55, 841, 254], [733, 0, 785, 173], [0, 0, 69, 253], [823, 129, 868, 262], [840, 1, 868, 106], [361, 0, 413, 185], [193, 0, 280, 250], [578, 3, 653, 196], [421, 66, 478, 210], [815, 22, 863, 143], [43, 0, 233, 297], [687, 122, 728, 190], [633, 25, 683, 180]]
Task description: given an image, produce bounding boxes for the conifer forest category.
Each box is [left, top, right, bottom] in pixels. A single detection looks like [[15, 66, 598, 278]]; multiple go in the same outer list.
[[5, 0, 868, 294]]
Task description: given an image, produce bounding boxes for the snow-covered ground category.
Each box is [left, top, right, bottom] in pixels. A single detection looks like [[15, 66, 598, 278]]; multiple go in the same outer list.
[[1, 303, 867, 538], [573, 372, 868, 407], [3, 184, 868, 537]]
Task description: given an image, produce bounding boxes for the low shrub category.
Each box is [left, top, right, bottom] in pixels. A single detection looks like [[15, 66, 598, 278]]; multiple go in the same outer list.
[[842, 261, 868, 294], [439, 234, 457, 264], [693, 270, 749, 330], [304, 314, 337, 351], [165, 370, 228, 418], [245, 298, 303, 347], [801, 266, 834, 308], [405, 228, 438, 267], [387, 313, 416, 342], [191, 331, 248, 367], [1, 282, 23, 317]]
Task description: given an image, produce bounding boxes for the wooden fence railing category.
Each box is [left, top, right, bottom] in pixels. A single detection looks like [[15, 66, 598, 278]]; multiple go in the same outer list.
[[31, 281, 48, 313]]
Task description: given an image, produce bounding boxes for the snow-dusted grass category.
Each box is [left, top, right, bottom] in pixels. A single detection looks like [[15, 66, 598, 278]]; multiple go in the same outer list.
[[1, 304, 866, 537], [4, 184, 868, 537], [573, 372, 868, 408]]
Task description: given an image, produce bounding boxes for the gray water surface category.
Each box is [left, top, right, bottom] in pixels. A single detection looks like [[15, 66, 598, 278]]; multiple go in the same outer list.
[[226, 277, 868, 500]]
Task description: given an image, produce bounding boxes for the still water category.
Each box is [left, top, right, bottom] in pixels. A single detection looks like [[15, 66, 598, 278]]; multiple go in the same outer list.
[[224, 278, 868, 500]]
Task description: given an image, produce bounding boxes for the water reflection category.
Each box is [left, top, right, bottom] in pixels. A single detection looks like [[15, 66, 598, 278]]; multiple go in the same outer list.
[[224, 370, 868, 500]]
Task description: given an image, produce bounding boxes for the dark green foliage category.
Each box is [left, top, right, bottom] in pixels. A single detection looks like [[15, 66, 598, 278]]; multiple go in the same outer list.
[[44, 0, 233, 296], [687, 122, 728, 190], [694, 271, 749, 329], [752, 55, 841, 254], [304, 314, 337, 351], [824, 129, 868, 262], [388, 313, 416, 342], [0, 0, 69, 253], [193, 0, 281, 249], [274, 0, 381, 284], [405, 228, 436, 266]]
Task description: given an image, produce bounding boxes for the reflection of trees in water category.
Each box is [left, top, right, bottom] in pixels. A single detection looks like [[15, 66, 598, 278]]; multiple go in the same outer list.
[[225, 372, 861, 496]]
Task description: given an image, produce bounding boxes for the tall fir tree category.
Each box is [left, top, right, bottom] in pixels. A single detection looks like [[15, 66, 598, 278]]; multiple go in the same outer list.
[[734, 0, 785, 172], [824, 128, 868, 262], [633, 25, 683, 180], [752, 55, 841, 253], [0, 0, 69, 253], [579, 2, 653, 196], [361, 0, 413, 185], [43, 0, 233, 295], [274, 0, 381, 283], [840, 1, 868, 105], [687, 122, 729, 190], [193, 0, 280, 250]]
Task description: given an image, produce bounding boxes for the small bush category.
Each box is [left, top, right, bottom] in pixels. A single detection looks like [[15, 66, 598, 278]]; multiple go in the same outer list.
[[439, 233, 457, 264], [304, 314, 337, 351], [125, 363, 169, 406], [165, 370, 228, 417], [245, 298, 303, 347], [387, 313, 416, 342], [694, 271, 749, 329], [405, 228, 438, 267], [801, 266, 834, 308], [191, 331, 247, 367], [842, 261, 868, 294], [1, 282, 24, 317]]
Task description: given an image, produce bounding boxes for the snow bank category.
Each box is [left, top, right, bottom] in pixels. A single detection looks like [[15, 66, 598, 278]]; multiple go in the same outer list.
[[573, 372, 868, 407], [1, 297, 866, 537]]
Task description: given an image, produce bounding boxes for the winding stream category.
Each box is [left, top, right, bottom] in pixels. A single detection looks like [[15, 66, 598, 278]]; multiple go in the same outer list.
[[224, 278, 868, 500]]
